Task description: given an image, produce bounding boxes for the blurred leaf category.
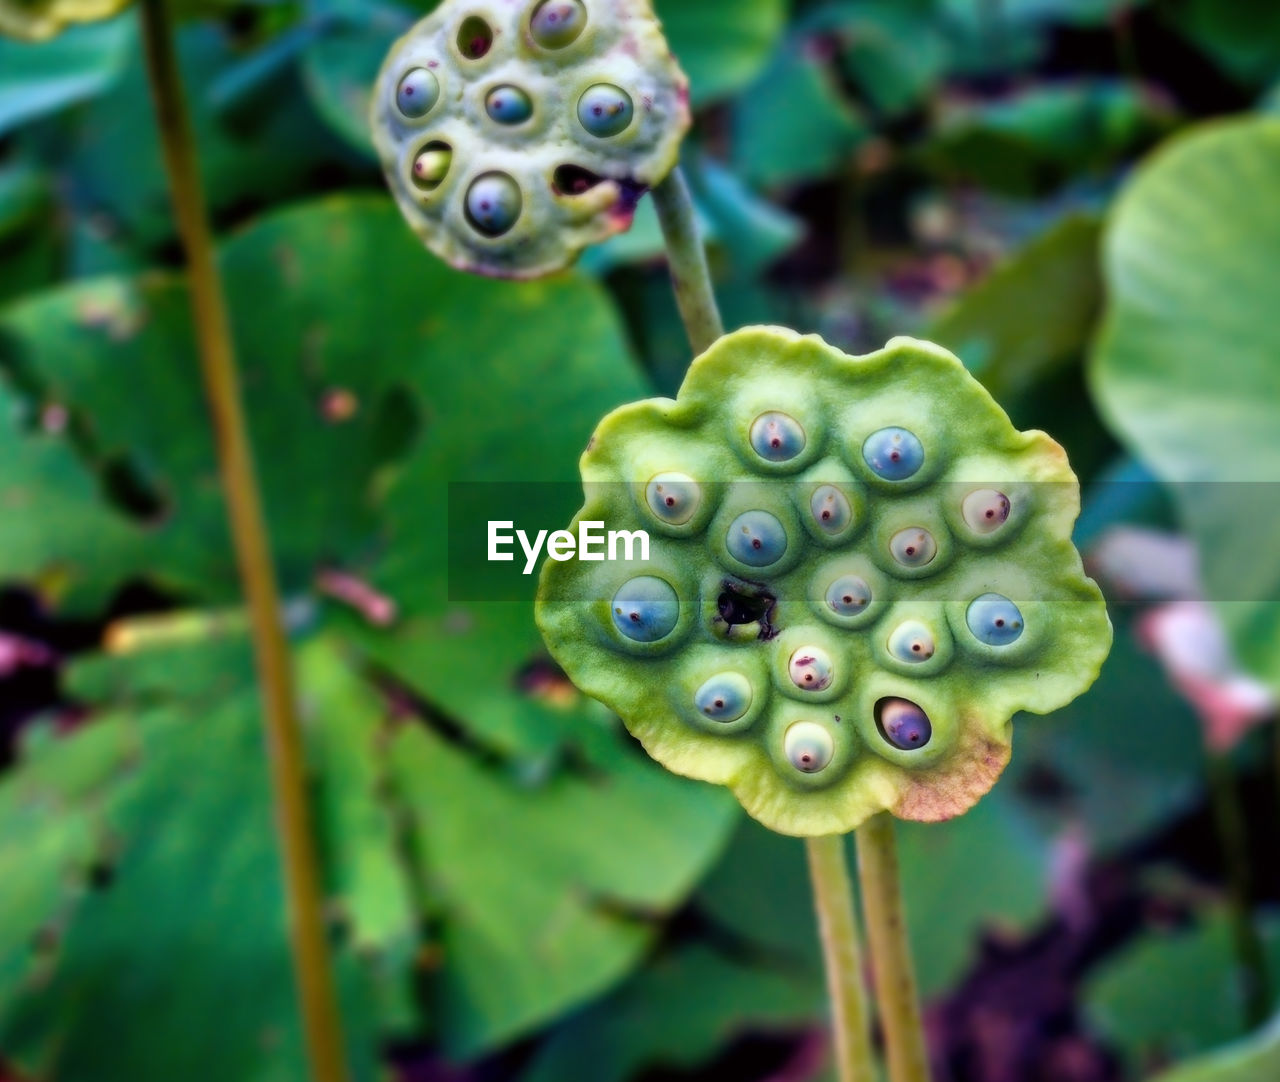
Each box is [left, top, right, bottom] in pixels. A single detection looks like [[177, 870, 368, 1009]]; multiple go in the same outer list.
[[920, 81, 1173, 195], [1161, 0, 1280, 88], [1149, 1013, 1280, 1082], [0, 165, 58, 305], [685, 153, 804, 273], [930, 213, 1103, 403], [1085, 911, 1280, 1070], [656, 0, 787, 107], [731, 42, 868, 188], [1089, 118, 1280, 689], [944, 0, 1145, 24], [520, 944, 821, 1082], [0, 14, 131, 136]]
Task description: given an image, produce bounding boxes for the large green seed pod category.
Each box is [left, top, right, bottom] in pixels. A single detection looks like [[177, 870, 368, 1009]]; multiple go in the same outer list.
[[536, 326, 1112, 837], [370, 0, 690, 279], [0, 0, 130, 40]]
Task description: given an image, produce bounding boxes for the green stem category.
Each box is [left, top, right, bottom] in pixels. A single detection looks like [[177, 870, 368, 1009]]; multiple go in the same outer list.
[[856, 813, 932, 1082], [1206, 751, 1271, 1027], [652, 166, 724, 355], [805, 835, 876, 1082], [139, 5, 350, 1081]]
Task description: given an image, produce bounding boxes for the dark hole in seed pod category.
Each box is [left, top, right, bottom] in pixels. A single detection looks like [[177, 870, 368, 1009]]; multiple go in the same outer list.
[[716, 579, 778, 641], [458, 16, 493, 58], [552, 167, 648, 213]]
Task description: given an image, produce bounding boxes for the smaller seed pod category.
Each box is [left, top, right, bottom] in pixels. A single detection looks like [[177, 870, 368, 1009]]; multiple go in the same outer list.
[[889, 527, 937, 569], [966, 593, 1024, 646], [877, 698, 932, 750], [485, 85, 534, 125], [645, 472, 700, 525], [397, 68, 441, 118], [530, 0, 587, 48], [750, 412, 806, 463], [726, 510, 788, 568], [611, 576, 680, 643], [578, 84, 634, 137], [465, 172, 522, 236], [863, 427, 924, 481], [809, 484, 852, 536], [788, 647, 834, 692], [887, 621, 935, 663], [962, 489, 1012, 534], [694, 673, 753, 723], [784, 722, 835, 774]]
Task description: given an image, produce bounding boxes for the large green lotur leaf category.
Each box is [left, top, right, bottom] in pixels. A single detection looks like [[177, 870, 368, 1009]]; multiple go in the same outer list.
[[1084, 911, 1280, 1071], [1149, 1014, 1280, 1082], [0, 635, 385, 1082], [655, 0, 787, 108], [1089, 118, 1280, 689]]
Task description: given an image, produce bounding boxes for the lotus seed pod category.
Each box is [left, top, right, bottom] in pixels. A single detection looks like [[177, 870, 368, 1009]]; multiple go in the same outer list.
[[0, 0, 130, 40], [537, 326, 1112, 836], [370, 0, 690, 278]]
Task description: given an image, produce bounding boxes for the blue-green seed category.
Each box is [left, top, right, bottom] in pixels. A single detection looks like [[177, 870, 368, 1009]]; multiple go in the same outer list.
[[485, 85, 533, 125], [789, 646, 834, 692], [810, 485, 852, 534], [611, 576, 679, 642], [694, 673, 752, 722], [784, 721, 835, 773], [749, 411, 806, 462], [825, 574, 871, 616], [531, 0, 586, 47], [396, 68, 440, 118], [577, 84, 634, 137], [877, 698, 932, 750], [887, 621, 935, 663], [727, 510, 788, 567], [465, 172, 522, 236], [966, 593, 1024, 646], [889, 527, 937, 568], [863, 427, 924, 481], [646, 472, 700, 525]]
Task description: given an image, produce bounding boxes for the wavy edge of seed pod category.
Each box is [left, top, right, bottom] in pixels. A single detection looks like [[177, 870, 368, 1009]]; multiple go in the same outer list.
[[536, 325, 1113, 837], [0, 0, 130, 40], [369, 0, 690, 279]]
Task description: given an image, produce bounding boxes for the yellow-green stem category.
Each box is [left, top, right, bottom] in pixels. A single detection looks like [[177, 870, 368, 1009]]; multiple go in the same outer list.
[[805, 835, 876, 1082], [139, 4, 350, 1080], [652, 166, 724, 355], [856, 813, 932, 1082]]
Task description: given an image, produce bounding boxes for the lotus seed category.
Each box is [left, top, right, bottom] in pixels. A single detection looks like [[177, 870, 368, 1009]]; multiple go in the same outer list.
[[788, 646, 834, 692], [458, 16, 493, 58], [486, 85, 534, 125], [412, 146, 452, 189], [784, 721, 835, 774], [889, 527, 937, 568], [465, 172, 522, 236], [825, 574, 871, 616], [749, 412, 806, 462], [530, 0, 586, 47], [646, 472, 700, 525], [396, 68, 440, 118], [887, 620, 936, 663], [694, 673, 752, 722], [863, 427, 924, 481], [966, 593, 1024, 646], [962, 489, 1012, 534], [877, 698, 932, 750], [727, 510, 788, 568], [611, 576, 680, 643], [810, 485, 852, 534], [578, 84, 634, 137]]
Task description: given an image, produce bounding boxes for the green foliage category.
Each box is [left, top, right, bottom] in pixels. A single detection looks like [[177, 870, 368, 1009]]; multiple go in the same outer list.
[[1149, 1014, 1280, 1082], [1091, 117, 1280, 689]]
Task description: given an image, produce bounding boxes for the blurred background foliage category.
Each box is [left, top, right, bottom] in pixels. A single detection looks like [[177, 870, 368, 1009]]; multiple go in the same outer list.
[[0, 0, 1278, 1080]]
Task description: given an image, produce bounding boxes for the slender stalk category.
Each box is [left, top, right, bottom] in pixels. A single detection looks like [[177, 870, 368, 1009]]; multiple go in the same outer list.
[[652, 166, 724, 355], [139, 5, 350, 1081], [1205, 752, 1271, 1027], [856, 814, 932, 1082], [805, 835, 876, 1082]]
